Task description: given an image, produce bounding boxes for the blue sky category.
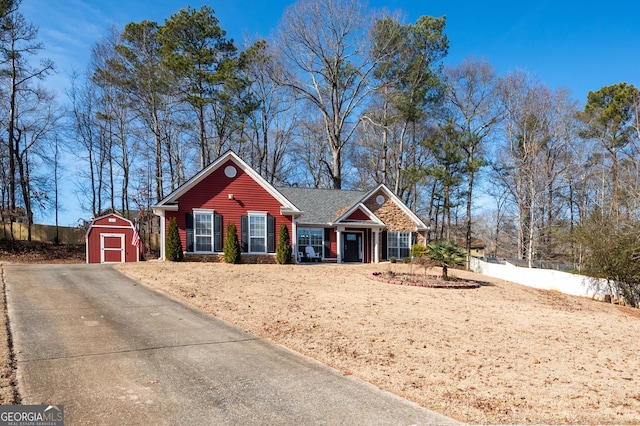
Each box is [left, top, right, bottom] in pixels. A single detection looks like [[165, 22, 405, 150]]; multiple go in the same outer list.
[[19, 0, 640, 225]]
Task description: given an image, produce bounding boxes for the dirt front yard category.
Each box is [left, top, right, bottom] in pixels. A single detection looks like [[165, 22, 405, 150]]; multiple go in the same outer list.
[[117, 261, 640, 425]]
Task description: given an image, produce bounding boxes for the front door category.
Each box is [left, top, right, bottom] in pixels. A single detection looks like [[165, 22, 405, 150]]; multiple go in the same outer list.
[[343, 232, 362, 262]]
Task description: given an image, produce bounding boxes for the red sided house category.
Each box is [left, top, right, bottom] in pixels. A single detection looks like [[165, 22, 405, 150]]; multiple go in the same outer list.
[[86, 213, 142, 263], [152, 151, 429, 263]]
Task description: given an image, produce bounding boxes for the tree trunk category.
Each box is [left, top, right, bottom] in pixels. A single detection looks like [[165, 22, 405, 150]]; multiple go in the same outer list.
[[198, 102, 207, 169], [120, 124, 129, 214], [331, 145, 342, 189], [465, 168, 474, 269], [394, 121, 409, 194], [17, 149, 32, 241], [8, 55, 17, 215], [152, 109, 163, 201], [527, 185, 536, 268], [442, 264, 449, 281]]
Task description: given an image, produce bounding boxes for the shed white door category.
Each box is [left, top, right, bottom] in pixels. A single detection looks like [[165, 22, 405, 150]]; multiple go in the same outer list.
[[101, 233, 125, 263]]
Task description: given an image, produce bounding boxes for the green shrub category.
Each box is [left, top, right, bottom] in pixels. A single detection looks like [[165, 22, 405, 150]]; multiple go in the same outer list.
[[276, 223, 292, 264], [411, 243, 428, 258], [166, 217, 183, 262], [223, 222, 241, 264], [402, 256, 411, 264], [390, 256, 397, 263]]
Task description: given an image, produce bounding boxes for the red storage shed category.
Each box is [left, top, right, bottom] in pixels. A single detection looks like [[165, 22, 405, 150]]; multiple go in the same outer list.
[[86, 213, 141, 264]]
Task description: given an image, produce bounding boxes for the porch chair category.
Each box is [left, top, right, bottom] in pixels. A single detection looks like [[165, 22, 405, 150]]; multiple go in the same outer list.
[[305, 245, 321, 262]]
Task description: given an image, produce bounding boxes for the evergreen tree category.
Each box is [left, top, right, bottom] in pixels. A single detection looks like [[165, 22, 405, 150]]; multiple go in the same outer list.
[[166, 217, 183, 261], [158, 5, 240, 168], [223, 222, 241, 263], [276, 222, 292, 264]]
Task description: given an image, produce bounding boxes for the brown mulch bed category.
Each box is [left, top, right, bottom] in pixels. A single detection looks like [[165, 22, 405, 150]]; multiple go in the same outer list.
[[369, 271, 481, 289]]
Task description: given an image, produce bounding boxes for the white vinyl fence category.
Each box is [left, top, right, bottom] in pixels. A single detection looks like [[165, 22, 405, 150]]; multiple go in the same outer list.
[[469, 257, 610, 299]]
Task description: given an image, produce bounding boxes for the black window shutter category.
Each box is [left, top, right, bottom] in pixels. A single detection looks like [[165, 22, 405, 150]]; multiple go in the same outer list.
[[381, 230, 388, 260], [240, 216, 248, 252], [324, 228, 331, 258], [185, 213, 194, 252], [411, 232, 417, 246], [267, 216, 276, 253], [214, 213, 223, 252]]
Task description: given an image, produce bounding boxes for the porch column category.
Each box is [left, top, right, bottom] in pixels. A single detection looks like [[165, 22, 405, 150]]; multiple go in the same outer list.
[[158, 211, 166, 261], [373, 228, 380, 264], [291, 219, 298, 263], [336, 227, 343, 263]]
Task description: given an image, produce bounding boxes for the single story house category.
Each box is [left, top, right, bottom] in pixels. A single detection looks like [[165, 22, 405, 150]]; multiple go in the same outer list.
[[152, 151, 428, 263]]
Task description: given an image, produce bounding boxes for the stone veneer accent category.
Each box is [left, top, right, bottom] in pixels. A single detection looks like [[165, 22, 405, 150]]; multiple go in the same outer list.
[[364, 190, 425, 245]]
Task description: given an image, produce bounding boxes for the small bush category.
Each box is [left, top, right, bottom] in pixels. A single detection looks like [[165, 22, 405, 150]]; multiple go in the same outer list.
[[390, 256, 397, 263], [402, 256, 411, 264], [276, 223, 292, 264], [411, 243, 428, 258], [166, 217, 183, 262], [223, 222, 241, 264]]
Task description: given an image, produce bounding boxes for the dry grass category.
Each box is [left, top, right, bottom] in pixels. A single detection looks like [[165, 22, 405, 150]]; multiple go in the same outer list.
[[117, 261, 640, 425]]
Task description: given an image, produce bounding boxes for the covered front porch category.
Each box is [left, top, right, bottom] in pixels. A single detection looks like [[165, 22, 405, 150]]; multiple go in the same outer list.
[[334, 225, 385, 264], [293, 223, 386, 264]]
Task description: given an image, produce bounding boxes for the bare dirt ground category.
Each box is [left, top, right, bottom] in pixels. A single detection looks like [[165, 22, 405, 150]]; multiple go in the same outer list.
[[117, 261, 640, 425], [0, 240, 85, 264]]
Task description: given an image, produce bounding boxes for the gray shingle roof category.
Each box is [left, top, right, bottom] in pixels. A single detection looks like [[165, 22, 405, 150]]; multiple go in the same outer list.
[[276, 187, 367, 225]]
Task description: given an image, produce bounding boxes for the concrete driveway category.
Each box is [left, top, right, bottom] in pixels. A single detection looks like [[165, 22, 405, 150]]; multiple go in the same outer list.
[[5, 264, 459, 425]]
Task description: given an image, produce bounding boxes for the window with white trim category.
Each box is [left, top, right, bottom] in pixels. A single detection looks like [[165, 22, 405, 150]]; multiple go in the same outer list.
[[297, 228, 323, 258], [387, 231, 411, 259], [194, 211, 213, 252], [249, 213, 267, 253]]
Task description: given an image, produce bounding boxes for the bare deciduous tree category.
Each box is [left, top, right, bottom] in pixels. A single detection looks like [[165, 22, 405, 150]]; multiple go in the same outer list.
[[443, 57, 502, 267], [0, 6, 54, 237], [274, 0, 382, 189], [241, 39, 298, 184]]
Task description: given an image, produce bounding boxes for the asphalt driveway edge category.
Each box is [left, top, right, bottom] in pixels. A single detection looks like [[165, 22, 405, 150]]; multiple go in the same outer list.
[[0, 263, 20, 404], [123, 266, 462, 425], [7, 263, 463, 425]]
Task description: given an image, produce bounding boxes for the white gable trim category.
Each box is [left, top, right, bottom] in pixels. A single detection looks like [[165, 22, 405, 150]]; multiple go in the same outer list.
[[152, 151, 300, 213], [333, 202, 385, 226], [362, 184, 429, 231], [85, 213, 135, 241]]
